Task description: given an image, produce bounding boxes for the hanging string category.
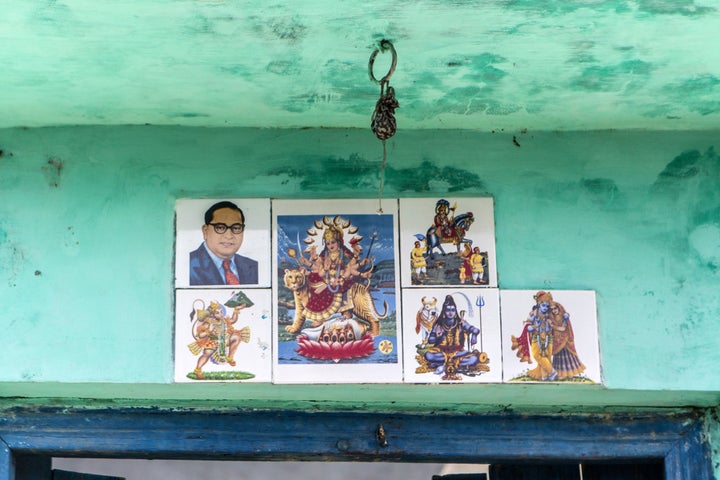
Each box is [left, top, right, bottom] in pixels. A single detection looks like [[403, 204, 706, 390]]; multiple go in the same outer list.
[[377, 140, 387, 213], [369, 40, 398, 214]]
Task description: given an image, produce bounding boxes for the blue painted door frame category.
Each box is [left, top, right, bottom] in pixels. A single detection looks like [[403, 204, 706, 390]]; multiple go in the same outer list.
[[0, 407, 712, 479]]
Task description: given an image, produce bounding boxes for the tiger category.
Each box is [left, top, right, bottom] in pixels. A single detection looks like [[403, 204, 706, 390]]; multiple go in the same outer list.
[[283, 268, 387, 336]]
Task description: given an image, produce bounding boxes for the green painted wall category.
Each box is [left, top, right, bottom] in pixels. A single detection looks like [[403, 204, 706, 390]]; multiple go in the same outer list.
[[6, 125, 720, 474], [0, 126, 719, 409], [4, 1, 720, 131]]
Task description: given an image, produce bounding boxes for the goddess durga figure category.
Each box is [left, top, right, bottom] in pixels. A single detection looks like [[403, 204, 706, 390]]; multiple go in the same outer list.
[[284, 215, 386, 361]]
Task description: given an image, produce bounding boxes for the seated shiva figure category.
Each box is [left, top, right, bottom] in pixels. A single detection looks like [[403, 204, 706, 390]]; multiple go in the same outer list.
[[422, 295, 481, 378]]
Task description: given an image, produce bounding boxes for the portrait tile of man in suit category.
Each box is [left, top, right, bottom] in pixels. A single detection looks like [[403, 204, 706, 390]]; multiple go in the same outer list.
[[189, 200, 258, 286], [175, 199, 270, 288]]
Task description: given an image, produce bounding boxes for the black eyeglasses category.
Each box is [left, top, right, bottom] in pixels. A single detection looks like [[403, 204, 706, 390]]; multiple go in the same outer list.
[[208, 223, 245, 234]]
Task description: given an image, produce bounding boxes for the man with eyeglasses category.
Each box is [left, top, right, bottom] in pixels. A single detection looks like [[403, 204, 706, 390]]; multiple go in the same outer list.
[[189, 200, 259, 285]]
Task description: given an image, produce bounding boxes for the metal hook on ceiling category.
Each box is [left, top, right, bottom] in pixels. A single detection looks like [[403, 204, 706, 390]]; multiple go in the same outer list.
[[368, 39, 397, 85]]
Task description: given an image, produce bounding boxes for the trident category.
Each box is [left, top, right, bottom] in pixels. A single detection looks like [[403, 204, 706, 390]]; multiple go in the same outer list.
[[475, 295, 485, 352], [365, 230, 379, 260]]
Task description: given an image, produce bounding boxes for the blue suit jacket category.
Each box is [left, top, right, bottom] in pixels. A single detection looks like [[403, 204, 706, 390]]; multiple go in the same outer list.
[[189, 244, 259, 286]]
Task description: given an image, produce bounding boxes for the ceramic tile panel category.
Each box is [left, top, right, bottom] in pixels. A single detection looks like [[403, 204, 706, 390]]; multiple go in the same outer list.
[[501, 290, 601, 384], [272, 199, 403, 383], [174, 288, 272, 382], [399, 197, 497, 288], [175, 198, 272, 289], [402, 288, 502, 383]]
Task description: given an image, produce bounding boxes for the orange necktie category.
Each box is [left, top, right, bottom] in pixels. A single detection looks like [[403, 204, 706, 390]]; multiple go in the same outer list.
[[222, 260, 240, 285]]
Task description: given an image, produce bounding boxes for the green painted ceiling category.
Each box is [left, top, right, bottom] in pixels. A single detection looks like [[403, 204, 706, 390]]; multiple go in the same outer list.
[[2, 1, 720, 131]]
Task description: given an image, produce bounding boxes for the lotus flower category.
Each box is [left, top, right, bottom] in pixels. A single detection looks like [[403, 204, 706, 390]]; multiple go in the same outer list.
[[296, 334, 376, 363]]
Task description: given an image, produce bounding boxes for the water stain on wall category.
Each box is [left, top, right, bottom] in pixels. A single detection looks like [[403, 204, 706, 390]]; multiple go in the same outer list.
[[218, 64, 251, 77], [571, 60, 653, 93], [651, 147, 720, 268], [271, 155, 484, 193], [185, 14, 215, 35], [504, 0, 714, 16], [457, 53, 509, 85], [266, 59, 302, 76], [405, 53, 519, 119], [322, 59, 357, 91], [655, 149, 703, 182], [32, 0, 75, 28], [250, 15, 307, 44], [653, 147, 720, 192], [390, 160, 485, 193], [580, 178, 620, 208], [568, 40, 597, 64], [275, 153, 379, 190], [661, 75, 720, 116], [636, 0, 715, 16]]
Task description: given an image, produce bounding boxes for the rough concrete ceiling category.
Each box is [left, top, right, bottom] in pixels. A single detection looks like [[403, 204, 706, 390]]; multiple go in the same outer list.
[[2, 1, 720, 131]]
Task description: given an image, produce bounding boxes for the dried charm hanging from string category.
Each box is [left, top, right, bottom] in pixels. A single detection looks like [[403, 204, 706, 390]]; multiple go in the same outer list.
[[369, 39, 398, 214], [371, 84, 398, 140]]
